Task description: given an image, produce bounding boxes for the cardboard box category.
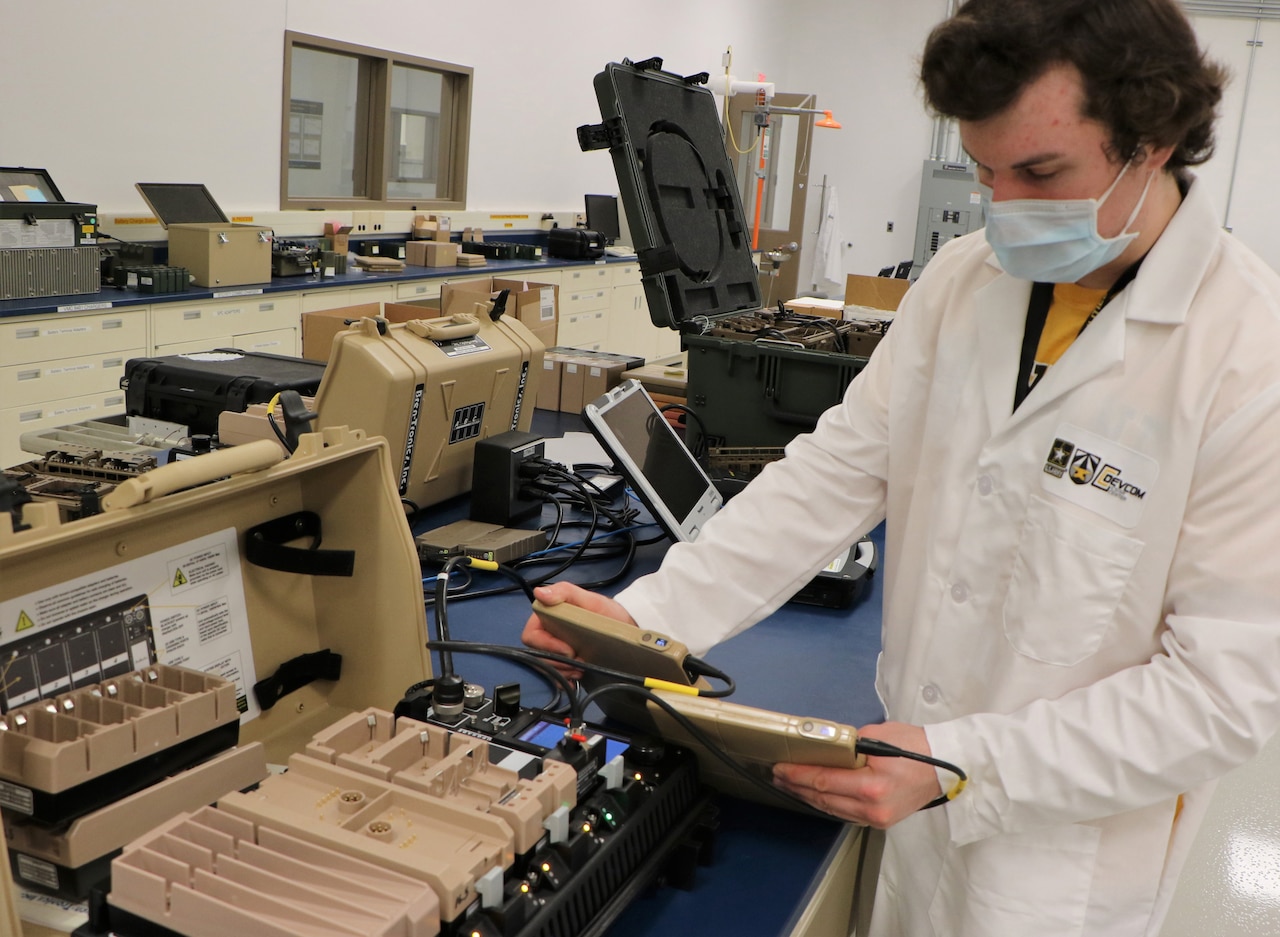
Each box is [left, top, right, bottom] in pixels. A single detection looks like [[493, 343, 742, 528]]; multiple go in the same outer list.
[[463, 227, 484, 243], [406, 240, 458, 268], [167, 223, 271, 288], [582, 359, 627, 404], [844, 274, 909, 313], [558, 356, 589, 414], [324, 222, 352, 254], [536, 357, 562, 411], [412, 214, 452, 243], [301, 300, 441, 361], [441, 277, 558, 348]]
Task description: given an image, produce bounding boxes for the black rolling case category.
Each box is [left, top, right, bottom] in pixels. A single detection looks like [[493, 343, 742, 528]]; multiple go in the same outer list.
[[579, 57, 873, 449], [120, 349, 326, 435]]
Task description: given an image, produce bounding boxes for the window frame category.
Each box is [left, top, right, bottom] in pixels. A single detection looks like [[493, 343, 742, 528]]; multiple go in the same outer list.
[[280, 31, 472, 211]]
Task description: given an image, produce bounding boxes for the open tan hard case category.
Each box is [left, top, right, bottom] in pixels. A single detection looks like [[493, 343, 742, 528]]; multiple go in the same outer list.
[[0, 429, 430, 765]]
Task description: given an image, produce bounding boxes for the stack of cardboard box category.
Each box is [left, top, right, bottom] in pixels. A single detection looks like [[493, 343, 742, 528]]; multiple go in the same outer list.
[[537, 348, 642, 414], [407, 214, 457, 267]]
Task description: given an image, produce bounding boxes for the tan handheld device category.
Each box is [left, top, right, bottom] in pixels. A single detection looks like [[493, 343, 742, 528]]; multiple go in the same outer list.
[[529, 600, 867, 810], [531, 599, 697, 687], [645, 692, 865, 808]]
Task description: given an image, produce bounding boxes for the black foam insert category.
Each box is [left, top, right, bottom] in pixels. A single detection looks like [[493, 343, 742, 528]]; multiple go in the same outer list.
[[593, 62, 762, 328]]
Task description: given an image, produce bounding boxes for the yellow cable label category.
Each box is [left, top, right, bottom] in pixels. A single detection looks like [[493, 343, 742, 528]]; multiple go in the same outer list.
[[644, 678, 699, 696]]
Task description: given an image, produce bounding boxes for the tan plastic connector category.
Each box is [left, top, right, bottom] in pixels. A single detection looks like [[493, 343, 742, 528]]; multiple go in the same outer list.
[[217, 754, 513, 922], [303, 708, 576, 855], [4, 744, 268, 870], [109, 805, 441, 937], [0, 664, 239, 797]]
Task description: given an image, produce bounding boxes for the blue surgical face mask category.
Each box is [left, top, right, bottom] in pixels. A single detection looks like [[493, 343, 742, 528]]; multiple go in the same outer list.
[[981, 161, 1154, 283]]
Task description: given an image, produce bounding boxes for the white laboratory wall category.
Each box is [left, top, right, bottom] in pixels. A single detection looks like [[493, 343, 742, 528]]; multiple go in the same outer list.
[[773, 0, 948, 290], [0, 0, 789, 217], [0, 1, 1275, 283]]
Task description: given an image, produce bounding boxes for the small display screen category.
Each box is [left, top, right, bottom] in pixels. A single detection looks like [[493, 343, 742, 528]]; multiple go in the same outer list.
[[518, 719, 629, 762], [597, 385, 712, 529], [585, 194, 621, 245]]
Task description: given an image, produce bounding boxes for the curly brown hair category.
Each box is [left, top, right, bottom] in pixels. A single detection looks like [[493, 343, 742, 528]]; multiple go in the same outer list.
[[920, 0, 1227, 170]]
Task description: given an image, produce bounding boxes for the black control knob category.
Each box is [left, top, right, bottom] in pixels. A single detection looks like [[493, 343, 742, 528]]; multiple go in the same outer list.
[[493, 682, 522, 717], [625, 735, 665, 766]]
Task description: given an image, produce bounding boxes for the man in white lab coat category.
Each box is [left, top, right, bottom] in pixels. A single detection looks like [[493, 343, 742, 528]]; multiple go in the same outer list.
[[525, 0, 1280, 933]]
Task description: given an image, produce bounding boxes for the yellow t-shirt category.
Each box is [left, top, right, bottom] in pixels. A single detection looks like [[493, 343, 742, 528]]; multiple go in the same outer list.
[[1026, 282, 1108, 392]]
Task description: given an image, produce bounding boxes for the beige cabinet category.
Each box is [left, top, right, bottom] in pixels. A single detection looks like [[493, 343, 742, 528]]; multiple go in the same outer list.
[[0, 307, 147, 467], [598, 262, 679, 360], [151, 295, 301, 356]]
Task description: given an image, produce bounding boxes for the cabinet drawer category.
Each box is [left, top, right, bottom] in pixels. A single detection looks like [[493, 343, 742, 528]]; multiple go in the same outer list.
[[348, 284, 396, 305], [2, 348, 143, 407], [557, 309, 608, 347], [153, 337, 235, 357], [611, 263, 642, 285], [0, 309, 147, 367], [301, 289, 350, 312], [562, 287, 610, 315], [2, 390, 128, 468], [395, 280, 441, 301], [151, 295, 300, 346], [562, 265, 611, 288], [233, 327, 298, 357]]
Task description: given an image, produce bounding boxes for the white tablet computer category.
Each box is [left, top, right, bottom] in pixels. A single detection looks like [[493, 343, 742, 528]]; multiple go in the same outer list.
[[581, 379, 722, 542]]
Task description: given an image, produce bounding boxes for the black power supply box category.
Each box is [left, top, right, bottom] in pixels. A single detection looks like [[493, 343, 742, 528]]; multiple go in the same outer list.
[[470, 430, 547, 526]]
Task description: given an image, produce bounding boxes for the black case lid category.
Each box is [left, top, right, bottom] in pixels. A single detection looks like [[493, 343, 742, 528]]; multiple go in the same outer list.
[[0, 167, 67, 204], [134, 182, 229, 228], [591, 60, 762, 331]]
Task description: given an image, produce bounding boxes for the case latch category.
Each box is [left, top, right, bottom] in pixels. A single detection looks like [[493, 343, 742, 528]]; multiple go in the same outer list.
[[637, 243, 681, 277], [576, 117, 627, 152]]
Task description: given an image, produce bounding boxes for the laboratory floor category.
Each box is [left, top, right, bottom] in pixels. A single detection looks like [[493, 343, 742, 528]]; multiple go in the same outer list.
[[1160, 730, 1280, 935]]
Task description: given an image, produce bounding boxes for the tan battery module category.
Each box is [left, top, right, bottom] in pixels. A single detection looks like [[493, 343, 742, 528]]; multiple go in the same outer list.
[[415, 519, 548, 565], [313, 306, 544, 510]]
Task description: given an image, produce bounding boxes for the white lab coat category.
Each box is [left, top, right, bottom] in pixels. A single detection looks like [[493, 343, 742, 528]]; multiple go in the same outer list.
[[614, 177, 1280, 937]]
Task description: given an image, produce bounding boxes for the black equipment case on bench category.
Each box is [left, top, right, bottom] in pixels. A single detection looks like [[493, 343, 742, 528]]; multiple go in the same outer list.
[[579, 57, 874, 450], [120, 349, 326, 436]]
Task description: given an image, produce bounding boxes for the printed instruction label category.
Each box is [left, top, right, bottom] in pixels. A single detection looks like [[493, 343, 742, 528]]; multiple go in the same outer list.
[[0, 528, 260, 722]]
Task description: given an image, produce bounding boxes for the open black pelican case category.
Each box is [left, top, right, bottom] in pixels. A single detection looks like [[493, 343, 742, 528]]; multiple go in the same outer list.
[[579, 56, 871, 450]]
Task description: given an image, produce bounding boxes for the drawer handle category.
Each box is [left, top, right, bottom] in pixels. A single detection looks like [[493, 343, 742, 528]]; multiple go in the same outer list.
[[105, 395, 124, 406], [19, 410, 42, 422], [184, 310, 202, 320], [17, 369, 40, 381], [16, 328, 38, 339], [259, 302, 275, 312], [103, 319, 122, 329], [104, 358, 123, 368]]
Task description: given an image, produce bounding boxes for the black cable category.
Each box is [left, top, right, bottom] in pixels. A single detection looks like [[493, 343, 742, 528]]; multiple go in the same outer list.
[[426, 640, 578, 720], [266, 411, 293, 453], [658, 403, 710, 462], [853, 737, 968, 809]]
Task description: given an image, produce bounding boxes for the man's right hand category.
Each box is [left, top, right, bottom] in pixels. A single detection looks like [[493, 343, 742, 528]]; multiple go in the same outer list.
[[521, 581, 637, 679]]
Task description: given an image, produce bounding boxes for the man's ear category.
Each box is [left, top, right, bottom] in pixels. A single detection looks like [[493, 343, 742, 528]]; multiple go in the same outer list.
[[1139, 143, 1176, 173]]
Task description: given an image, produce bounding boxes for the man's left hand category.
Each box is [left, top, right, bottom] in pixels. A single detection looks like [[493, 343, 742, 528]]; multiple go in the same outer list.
[[773, 722, 943, 828]]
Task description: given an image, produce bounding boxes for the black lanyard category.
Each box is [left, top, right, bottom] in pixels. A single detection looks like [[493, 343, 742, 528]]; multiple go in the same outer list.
[[1013, 261, 1143, 411]]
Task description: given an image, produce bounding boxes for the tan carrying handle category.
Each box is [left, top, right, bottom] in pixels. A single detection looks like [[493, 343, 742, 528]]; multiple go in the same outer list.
[[406, 313, 480, 342], [102, 440, 284, 511]]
